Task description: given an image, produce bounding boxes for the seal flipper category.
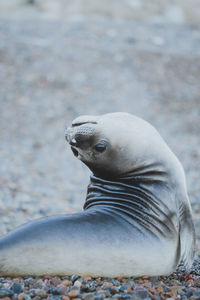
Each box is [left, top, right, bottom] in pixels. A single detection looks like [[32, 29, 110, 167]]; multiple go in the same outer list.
[[179, 200, 195, 271]]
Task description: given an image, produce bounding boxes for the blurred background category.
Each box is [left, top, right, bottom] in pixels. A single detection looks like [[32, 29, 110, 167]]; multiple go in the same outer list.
[[0, 0, 200, 250]]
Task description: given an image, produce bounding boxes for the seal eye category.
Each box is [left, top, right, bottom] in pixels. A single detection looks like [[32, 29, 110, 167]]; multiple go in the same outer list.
[[94, 141, 107, 153]]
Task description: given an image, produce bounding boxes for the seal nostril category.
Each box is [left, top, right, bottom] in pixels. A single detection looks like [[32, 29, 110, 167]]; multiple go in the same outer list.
[[70, 138, 77, 146], [71, 147, 79, 157]]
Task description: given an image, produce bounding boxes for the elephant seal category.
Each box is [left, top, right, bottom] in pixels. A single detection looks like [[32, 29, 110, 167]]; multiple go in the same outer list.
[[0, 112, 195, 277]]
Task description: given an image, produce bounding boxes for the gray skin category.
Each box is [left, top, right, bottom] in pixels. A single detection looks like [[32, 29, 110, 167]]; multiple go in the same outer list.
[[0, 112, 195, 277]]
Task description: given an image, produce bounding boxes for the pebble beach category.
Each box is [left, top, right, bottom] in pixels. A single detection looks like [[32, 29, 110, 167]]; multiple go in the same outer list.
[[0, 1, 200, 299]]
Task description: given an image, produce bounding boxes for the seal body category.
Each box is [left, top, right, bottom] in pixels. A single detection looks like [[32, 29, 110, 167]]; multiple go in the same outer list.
[[0, 112, 195, 277]]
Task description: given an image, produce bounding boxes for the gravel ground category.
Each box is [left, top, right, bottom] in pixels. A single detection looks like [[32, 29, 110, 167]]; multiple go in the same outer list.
[[0, 9, 200, 300]]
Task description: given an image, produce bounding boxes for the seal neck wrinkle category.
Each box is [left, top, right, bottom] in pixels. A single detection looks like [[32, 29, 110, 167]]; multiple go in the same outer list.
[[84, 173, 176, 239]]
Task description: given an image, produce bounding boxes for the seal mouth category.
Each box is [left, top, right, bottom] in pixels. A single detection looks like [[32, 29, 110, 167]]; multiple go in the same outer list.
[[71, 146, 79, 157]]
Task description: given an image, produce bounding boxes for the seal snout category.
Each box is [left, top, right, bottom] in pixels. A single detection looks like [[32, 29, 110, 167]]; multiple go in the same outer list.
[[65, 121, 96, 160], [71, 146, 79, 157], [65, 131, 79, 157], [65, 122, 96, 146], [65, 128, 78, 146]]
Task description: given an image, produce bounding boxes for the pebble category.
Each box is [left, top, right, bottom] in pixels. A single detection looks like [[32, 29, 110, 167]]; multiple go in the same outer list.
[[67, 289, 79, 298], [121, 295, 131, 299], [62, 280, 70, 287], [62, 297, 70, 300], [0, 288, 14, 297], [34, 289, 47, 298], [23, 295, 31, 300], [82, 293, 95, 300], [18, 293, 25, 300], [81, 284, 90, 293], [112, 294, 121, 299], [57, 284, 69, 295], [132, 287, 150, 299], [71, 275, 79, 284], [83, 276, 92, 281], [73, 281, 82, 288], [48, 287, 61, 295], [50, 278, 62, 286], [11, 283, 23, 294]]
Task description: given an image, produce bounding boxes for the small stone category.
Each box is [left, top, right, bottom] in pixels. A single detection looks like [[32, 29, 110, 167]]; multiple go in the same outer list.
[[13, 279, 20, 283], [96, 291, 106, 298], [0, 288, 14, 297], [83, 276, 92, 281], [18, 293, 25, 300], [62, 280, 70, 287], [49, 287, 60, 295], [24, 276, 33, 280], [57, 285, 69, 295], [67, 289, 79, 298], [73, 281, 82, 288], [71, 275, 79, 284], [93, 296, 101, 300], [112, 294, 121, 299], [121, 295, 131, 300], [24, 295, 31, 300], [156, 285, 164, 294], [194, 289, 200, 295], [24, 278, 35, 287], [11, 283, 23, 294], [185, 289, 193, 297], [62, 297, 70, 300], [50, 278, 62, 286], [32, 297, 40, 300], [110, 286, 119, 295], [87, 282, 96, 292], [82, 293, 94, 300], [102, 282, 110, 289], [2, 284, 10, 290], [116, 277, 123, 281], [118, 285, 126, 292], [132, 287, 150, 299], [44, 279, 50, 285], [81, 284, 89, 293], [35, 289, 47, 298]]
